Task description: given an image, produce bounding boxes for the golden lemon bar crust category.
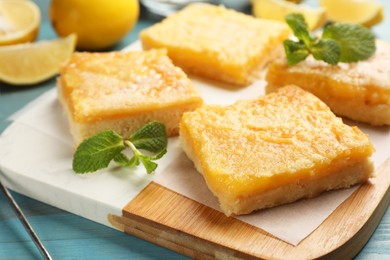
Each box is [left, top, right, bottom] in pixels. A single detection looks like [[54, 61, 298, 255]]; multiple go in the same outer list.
[[58, 49, 203, 145], [266, 40, 390, 126], [180, 85, 374, 216], [140, 3, 290, 86]]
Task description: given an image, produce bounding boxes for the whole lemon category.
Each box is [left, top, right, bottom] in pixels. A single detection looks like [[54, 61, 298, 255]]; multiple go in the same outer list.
[[49, 0, 139, 50]]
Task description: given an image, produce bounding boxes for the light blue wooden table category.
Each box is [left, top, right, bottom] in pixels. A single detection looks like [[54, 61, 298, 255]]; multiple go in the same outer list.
[[1, 0, 389, 259]]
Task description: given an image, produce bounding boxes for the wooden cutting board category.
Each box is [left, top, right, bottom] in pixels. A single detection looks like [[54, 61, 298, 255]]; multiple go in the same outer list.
[[108, 157, 390, 259]]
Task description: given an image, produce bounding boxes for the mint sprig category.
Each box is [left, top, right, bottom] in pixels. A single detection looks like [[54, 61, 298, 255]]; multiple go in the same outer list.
[[284, 13, 376, 66], [72, 121, 168, 174]]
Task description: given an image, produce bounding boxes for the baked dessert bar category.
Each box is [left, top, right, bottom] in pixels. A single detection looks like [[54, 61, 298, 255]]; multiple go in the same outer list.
[[266, 40, 390, 126], [58, 49, 203, 145], [180, 85, 374, 216], [140, 3, 290, 86]]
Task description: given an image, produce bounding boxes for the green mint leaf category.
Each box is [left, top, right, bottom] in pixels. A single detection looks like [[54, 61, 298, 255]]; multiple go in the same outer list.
[[138, 155, 158, 174], [113, 153, 129, 166], [150, 148, 167, 161], [310, 39, 341, 65], [130, 121, 167, 153], [113, 153, 139, 168], [285, 13, 313, 45], [322, 23, 376, 63], [283, 39, 310, 66], [73, 130, 125, 173]]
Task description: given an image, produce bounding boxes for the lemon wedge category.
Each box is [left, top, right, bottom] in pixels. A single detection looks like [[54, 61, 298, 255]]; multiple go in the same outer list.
[[252, 0, 327, 31], [320, 0, 384, 27], [0, 0, 41, 46], [0, 34, 76, 85]]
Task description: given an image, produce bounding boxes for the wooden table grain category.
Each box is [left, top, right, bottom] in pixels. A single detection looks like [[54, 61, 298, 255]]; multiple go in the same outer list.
[[1, 0, 389, 259]]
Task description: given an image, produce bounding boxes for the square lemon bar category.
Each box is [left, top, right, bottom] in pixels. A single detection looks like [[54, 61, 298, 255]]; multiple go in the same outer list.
[[140, 3, 290, 86], [180, 85, 374, 216], [58, 49, 203, 145], [266, 40, 390, 126]]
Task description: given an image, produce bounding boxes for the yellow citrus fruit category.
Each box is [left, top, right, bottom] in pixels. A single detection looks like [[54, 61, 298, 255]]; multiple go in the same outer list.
[[0, 0, 40, 46], [252, 0, 327, 31], [49, 0, 139, 51], [319, 0, 384, 27], [0, 34, 76, 85]]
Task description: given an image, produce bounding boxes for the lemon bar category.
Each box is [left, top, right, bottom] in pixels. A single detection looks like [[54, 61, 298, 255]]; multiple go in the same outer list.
[[180, 85, 374, 216], [58, 49, 203, 145], [266, 40, 390, 126], [140, 3, 290, 86]]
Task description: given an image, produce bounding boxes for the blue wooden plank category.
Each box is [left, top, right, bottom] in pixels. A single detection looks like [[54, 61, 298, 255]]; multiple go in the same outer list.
[[0, 233, 189, 260]]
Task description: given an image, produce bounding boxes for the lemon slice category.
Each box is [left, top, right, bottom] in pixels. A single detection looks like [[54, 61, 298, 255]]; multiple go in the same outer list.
[[0, 0, 41, 46], [320, 0, 384, 27], [252, 0, 327, 31], [0, 34, 76, 85]]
